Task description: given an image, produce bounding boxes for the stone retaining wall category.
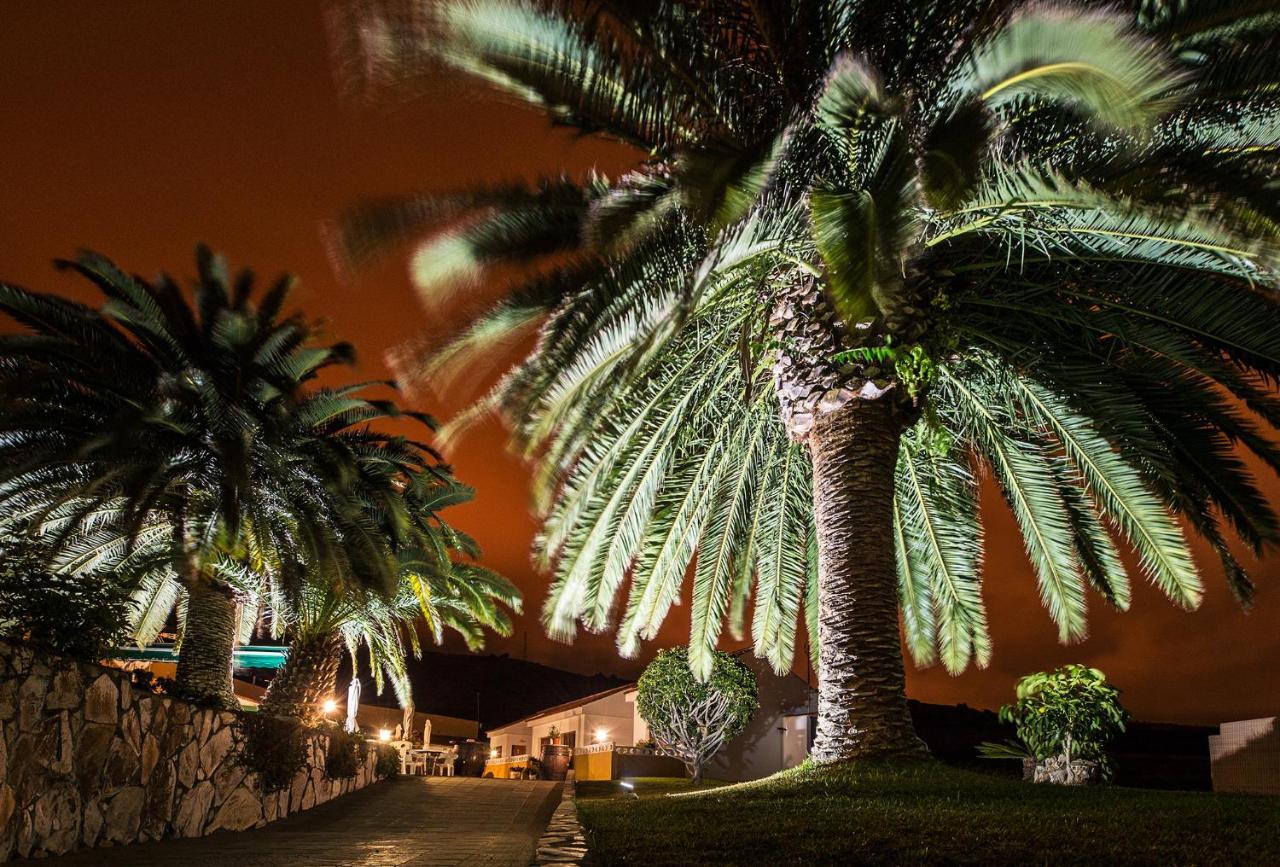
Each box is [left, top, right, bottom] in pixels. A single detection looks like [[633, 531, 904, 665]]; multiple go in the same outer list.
[[0, 641, 386, 861]]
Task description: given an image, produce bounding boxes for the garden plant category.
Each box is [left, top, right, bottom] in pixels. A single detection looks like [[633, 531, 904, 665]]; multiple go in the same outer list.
[[636, 647, 758, 784]]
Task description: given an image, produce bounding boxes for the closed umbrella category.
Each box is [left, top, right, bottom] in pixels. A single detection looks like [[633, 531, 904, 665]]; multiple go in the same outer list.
[[344, 677, 361, 733]]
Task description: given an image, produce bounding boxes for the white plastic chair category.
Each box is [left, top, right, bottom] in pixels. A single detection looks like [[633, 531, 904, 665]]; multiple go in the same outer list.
[[436, 746, 457, 776], [397, 742, 427, 776]]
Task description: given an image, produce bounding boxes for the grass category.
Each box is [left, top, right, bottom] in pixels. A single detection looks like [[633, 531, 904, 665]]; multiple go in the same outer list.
[[574, 762, 1280, 865]]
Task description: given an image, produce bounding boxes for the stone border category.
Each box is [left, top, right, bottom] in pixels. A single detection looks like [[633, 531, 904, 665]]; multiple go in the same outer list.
[[1, 641, 387, 861], [530, 771, 589, 865]]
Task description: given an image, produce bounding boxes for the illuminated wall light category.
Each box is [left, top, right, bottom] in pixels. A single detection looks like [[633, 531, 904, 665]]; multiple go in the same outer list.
[[379, 729, 391, 742], [322, 699, 337, 714], [594, 727, 608, 743]]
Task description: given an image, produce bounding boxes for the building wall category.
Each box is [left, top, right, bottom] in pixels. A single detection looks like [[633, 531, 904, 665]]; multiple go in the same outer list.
[[1211, 718, 1280, 795], [572, 748, 613, 781], [705, 655, 812, 783], [0, 641, 390, 862]]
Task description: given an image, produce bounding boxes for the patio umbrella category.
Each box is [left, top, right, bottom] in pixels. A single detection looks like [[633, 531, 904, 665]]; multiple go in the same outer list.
[[345, 677, 361, 733]]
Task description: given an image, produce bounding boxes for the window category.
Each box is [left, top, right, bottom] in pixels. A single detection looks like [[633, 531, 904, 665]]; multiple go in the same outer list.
[[540, 731, 576, 749], [492, 745, 503, 758], [512, 744, 527, 756]]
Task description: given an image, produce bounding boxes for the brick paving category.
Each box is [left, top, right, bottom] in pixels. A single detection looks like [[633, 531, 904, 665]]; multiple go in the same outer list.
[[26, 777, 562, 867]]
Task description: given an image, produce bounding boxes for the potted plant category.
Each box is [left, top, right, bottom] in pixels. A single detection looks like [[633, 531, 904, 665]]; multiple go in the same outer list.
[[979, 664, 1128, 785], [540, 725, 572, 780]]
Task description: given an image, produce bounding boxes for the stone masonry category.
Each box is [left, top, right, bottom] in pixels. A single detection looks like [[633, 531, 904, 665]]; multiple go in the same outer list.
[[0, 641, 387, 861]]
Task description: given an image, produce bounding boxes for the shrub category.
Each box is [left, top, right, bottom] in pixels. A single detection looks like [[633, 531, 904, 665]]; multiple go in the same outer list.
[[0, 564, 134, 662], [374, 744, 400, 779], [239, 713, 310, 793], [324, 725, 362, 779], [636, 647, 758, 784], [988, 664, 1128, 779]]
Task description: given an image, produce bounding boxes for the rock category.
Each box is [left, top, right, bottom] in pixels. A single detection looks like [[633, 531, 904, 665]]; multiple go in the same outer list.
[[142, 757, 176, 837], [141, 733, 160, 780], [18, 673, 49, 732], [301, 780, 315, 810], [82, 798, 103, 846], [74, 723, 115, 796], [1033, 755, 1100, 786], [208, 786, 261, 832], [45, 668, 83, 710], [289, 769, 308, 812], [122, 705, 142, 753], [174, 781, 214, 837], [34, 781, 80, 855], [84, 674, 119, 725], [0, 679, 17, 720], [137, 695, 153, 733], [177, 741, 200, 789], [0, 784, 14, 829], [102, 786, 145, 843], [103, 736, 140, 791], [120, 677, 132, 712], [201, 725, 233, 778], [213, 761, 247, 803], [33, 711, 73, 775]]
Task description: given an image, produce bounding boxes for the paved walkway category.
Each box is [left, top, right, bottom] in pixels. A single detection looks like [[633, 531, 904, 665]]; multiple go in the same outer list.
[[28, 778, 562, 867]]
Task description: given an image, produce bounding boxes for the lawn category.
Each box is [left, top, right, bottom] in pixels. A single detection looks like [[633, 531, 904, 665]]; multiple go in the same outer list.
[[574, 762, 1280, 865]]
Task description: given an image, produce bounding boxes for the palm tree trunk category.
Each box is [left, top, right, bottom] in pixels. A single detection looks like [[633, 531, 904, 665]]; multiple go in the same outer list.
[[175, 580, 239, 710], [260, 632, 345, 725], [808, 398, 926, 763]]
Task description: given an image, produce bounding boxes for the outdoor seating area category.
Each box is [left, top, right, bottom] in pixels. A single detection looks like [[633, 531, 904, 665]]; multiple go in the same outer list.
[[396, 742, 459, 777]]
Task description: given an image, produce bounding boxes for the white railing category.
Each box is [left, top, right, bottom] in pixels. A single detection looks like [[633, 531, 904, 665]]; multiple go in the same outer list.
[[484, 754, 532, 766], [614, 745, 688, 759], [573, 741, 615, 756]]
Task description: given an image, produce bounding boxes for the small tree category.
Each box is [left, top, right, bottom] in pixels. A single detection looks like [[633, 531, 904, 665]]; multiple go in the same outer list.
[[636, 648, 757, 784], [995, 665, 1128, 783], [0, 542, 134, 662]]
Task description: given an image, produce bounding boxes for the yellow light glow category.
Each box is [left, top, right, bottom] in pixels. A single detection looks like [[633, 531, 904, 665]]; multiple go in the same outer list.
[[379, 729, 391, 742], [594, 727, 608, 743], [489, 749, 498, 759], [322, 699, 337, 714]]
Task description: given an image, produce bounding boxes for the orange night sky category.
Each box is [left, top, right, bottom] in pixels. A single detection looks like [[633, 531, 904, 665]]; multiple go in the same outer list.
[[2, 2, 1277, 725]]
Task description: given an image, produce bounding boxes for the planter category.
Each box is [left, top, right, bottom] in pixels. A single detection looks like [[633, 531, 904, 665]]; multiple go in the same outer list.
[[540, 744, 573, 781], [1032, 755, 1100, 786]]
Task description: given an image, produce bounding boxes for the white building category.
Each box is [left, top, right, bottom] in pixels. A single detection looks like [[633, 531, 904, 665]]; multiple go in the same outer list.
[[483, 652, 811, 782]]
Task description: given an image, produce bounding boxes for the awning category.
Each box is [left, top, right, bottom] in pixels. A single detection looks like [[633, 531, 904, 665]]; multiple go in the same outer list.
[[108, 644, 289, 670]]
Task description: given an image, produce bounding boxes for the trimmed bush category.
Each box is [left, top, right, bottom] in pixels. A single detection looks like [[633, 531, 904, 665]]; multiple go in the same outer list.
[[0, 565, 133, 662], [636, 647, 757, 783], [239, 713, 310, 793]]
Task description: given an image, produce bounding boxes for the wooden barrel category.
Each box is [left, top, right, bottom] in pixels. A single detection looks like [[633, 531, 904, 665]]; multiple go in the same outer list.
[[540, 744, 573, 780]]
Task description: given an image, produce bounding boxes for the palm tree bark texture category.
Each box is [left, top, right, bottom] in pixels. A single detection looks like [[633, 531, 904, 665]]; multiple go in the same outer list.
[[175, 580, 240, 710], [260, 632, 345, 725], [809, 397, 925, 762]]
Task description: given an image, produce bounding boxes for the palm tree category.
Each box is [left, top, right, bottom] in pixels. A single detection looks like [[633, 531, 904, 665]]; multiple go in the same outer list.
[[0, 248, 396, 707], [336, 1, 1280, 761], [258, 473, 521, 725]]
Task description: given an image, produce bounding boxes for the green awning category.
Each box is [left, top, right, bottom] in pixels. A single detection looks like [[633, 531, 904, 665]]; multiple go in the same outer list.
[[108, 644, 289, 670]]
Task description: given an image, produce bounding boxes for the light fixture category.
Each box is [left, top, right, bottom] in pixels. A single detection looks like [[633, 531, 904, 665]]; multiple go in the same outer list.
[[594, 727, 608, 743], [322, 698, 337, 714], [619, 781, 634, 790], [378, 729, 391, 742], [489, 748, 498, 759]]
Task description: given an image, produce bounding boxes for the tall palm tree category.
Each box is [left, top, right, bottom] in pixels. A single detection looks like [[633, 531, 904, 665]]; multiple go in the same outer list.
[[0, 248, 399, 707], [336, 1, 1280, 761]]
